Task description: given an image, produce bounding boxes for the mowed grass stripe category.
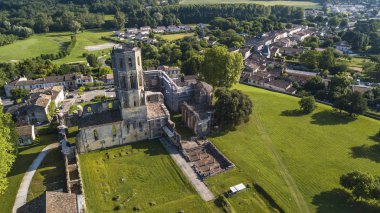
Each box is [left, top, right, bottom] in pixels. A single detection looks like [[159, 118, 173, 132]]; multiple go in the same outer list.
[[206, 84, 380, 212], [79, 140, 213, 212]]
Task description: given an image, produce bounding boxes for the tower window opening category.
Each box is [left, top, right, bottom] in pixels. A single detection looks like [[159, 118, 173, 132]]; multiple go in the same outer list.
[[128, 58, 133, 68], [119, 58, 123, 69]]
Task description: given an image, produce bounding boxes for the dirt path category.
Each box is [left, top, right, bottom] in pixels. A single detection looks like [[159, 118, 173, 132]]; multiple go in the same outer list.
[[255, 112, 311, 213], [159, 138, 215, 201], [12, 143, 59, 213]]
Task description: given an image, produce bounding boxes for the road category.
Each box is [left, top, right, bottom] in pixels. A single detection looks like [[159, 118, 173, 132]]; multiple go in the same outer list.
[[159, 138, 215, 202], [12, 143, 59, 213]]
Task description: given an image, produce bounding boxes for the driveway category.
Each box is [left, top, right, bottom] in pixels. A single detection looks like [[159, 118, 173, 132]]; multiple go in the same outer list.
[[160, 138, 215, 201], [12, 143, 59, 213]]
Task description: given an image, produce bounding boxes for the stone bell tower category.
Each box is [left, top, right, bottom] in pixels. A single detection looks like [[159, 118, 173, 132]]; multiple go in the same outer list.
[[111, 44, 148, 141]]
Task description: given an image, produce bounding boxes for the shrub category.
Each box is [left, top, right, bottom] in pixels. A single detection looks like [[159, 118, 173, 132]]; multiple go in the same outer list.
[[133, 205, 141, 211], [114, 204, 124, 211], [112, 195, 120, 201]]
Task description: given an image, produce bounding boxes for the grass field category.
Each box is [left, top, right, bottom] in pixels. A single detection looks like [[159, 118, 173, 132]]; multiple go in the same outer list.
[[157, 33, 195, 41], [337, 57, 372, 72], [0, 34, 69, 63], [0, 134, 58, 213], [27, 147, 66, 201], [0, 29, 114, 64], [179, 0, 320, 9], [203, 84, 380, 212], [79, 140, 218, 213]]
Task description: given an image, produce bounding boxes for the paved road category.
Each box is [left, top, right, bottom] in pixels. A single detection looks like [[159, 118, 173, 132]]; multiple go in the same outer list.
[[12, 143, 59, 213], [159, 138, 215, 202]]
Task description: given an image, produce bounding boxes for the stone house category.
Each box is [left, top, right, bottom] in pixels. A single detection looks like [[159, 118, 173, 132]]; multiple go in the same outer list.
[[16, 125, 36, 146], [4, 74, 92, 97]]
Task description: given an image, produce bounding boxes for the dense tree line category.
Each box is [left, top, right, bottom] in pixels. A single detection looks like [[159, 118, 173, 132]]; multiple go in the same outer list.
[[0, 33, 17, 46], [0, 106, 17, 194]]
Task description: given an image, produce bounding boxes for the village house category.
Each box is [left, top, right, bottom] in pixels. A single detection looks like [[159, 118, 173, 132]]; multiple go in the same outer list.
[[264, 79, 296, 94], [153, 26, 166, 33], [126, 28, 138, 35], [140, 26, 151, 32], [102, 73, 114, 85], [4, 74, 92, 97], [167, 25, 181, 33], [334, 41, 353, 54], [16, 125, 36, 146], [17, 191, 80, 213]]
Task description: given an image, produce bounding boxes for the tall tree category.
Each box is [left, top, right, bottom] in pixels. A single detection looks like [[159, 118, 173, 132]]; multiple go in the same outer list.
[[214, 88, 253, 130], [299, 96, 316, 114], [200, 45, 243, 88], [0, 106, 17, 194], [114, 10, 126, 30]]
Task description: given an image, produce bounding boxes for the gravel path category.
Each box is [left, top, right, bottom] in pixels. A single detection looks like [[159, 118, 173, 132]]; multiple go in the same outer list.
[[12, 143, 59, 213], [159, 138, 215, 201]]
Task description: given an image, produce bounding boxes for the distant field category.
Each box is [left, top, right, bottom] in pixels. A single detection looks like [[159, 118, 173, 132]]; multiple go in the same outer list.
[[54, 29, 114, 65], [204, 84, 380, 212], [0, 34, 70, 63], [158, 33, 195, 41], [180, 0, 321, 9], [337, 57, 372, 72], [0, 29, 114, 64], [79, 140, 217, 212]]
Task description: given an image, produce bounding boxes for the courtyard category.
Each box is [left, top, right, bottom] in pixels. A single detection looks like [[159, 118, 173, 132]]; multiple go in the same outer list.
[[79, 140, 217, 212]]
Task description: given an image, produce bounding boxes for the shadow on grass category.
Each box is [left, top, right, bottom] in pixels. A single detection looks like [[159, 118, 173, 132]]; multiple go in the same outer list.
[[312, 188, 355, 213], [310, 110, 356, 126], [312, 188, 380, 213], [280, 109, 304, 117], [350, 134, 380, 163]]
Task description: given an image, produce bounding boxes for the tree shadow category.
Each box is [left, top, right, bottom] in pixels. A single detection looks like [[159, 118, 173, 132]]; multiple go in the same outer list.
[[310, 110, 356, 126], [312, 188, 355, 213], [280, 109, 304, 117], [313, 188, 380, 213], [350, 134, 380, 163]]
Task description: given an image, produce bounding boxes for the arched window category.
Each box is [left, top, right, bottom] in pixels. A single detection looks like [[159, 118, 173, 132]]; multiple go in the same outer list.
[[119, 58, 123, 69], [134, 101, 137, 107], [112, 125, 117, 137], [128, 58, 133, 68], [93, 130, 98, 140]]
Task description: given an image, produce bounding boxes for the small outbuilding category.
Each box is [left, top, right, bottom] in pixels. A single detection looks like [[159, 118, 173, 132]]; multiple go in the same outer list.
[[228, 183, 247, 196], [16, 125, 36, 146]]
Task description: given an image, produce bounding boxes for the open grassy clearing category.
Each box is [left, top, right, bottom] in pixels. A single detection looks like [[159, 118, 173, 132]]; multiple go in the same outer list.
[[337, 57, 371, 72], [180, 0, 320, 9], [79, 140, 219, 212], [27, 147, 66, 201], [0, 33, 70, 63], [204, 84, 380, 212], [157, 33, 195, 41], [0, 134, 58, 213], [0, 29, 114, 64], [54, 29, 114, 65]]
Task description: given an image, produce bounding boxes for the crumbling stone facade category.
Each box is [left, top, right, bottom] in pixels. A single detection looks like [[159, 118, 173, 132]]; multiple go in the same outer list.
[[76, 45, 177, 153]]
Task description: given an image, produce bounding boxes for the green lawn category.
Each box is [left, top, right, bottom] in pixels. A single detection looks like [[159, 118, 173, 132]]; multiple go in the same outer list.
[[0, 33, 70, 63], [0, 29, 114, 64], [27, 147, 66, 201], [204, 84, 380, 212], [79, 140, 218, 213], [180, 0, 320, 9], [0, 134, 58, 212], [157, 33, 195, 41], [54, 29, 114, 65], [337, 57, 371, 72]]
